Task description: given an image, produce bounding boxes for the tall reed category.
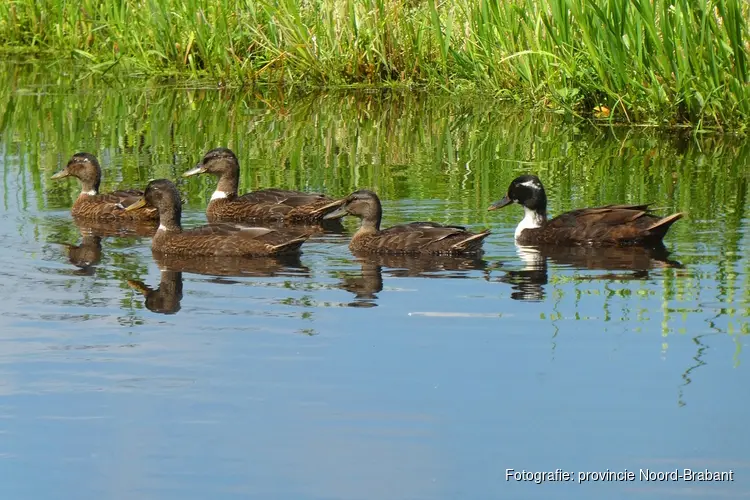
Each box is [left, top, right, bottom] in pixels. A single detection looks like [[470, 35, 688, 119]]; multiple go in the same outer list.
[[0, 0, 747, 128]]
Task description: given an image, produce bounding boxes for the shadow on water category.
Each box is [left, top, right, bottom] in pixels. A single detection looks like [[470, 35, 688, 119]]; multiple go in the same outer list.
[[493, 244, 685, 301]]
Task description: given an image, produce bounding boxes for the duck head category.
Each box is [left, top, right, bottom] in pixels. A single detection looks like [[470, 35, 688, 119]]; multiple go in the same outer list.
[[323, 189, 382, 229], [183, 147, 239, 178], [51, 152, 102, 195], [488, 174, 548, 215], [125, 179, 182, 231], [183, 148, 240, 199]]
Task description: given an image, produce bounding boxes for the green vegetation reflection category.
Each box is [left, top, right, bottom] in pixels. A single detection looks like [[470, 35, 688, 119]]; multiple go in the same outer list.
[[0, 64, 747, 347]]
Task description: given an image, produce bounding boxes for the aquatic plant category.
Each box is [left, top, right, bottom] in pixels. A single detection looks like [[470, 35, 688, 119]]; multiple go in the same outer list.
[[0, 0, 748, 128]]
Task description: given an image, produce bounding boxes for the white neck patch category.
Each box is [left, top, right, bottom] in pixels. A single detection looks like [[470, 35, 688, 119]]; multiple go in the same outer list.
[[515, 206, 545, 239], [81, 189, 97, 196], [158, 223, 168, 231], [211, 190, 229, 201]]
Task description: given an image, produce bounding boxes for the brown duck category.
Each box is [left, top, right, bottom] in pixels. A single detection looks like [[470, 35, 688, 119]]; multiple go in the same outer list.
[[182, 147, 345, 223], [488, 174, 683, 246], [124, 179, 311, 257], [51, 152, 158, 220], [324, 189, 491, 255]]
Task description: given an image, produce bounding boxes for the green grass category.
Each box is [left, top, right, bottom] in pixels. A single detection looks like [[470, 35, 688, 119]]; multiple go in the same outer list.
[[0, 0, 748, 129]]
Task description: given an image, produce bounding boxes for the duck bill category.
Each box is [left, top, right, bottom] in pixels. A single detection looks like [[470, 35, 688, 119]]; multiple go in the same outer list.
[[322, 205, 349, 220], [123, 197, 147, 212], [51, 169, 70, 180], [182, 164, 206, 177], [488, 196, 513, 211], [127, 279, 151, 295]]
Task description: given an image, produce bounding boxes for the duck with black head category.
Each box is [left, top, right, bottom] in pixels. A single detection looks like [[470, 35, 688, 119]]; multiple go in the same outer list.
[[124, 179, 311, 257], [488, 174, 683, 247], [324, 189, 491, 255], [182, 147, 346, 224], [51, 152, 158, 221]]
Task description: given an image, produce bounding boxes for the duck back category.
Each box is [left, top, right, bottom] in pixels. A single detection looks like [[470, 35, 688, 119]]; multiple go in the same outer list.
[[207, 189, 344, 223], [351, 222, 490, 255], [518, 204, 683, 246], [72, 190, 158, 220], [153, 224, 308, 257]]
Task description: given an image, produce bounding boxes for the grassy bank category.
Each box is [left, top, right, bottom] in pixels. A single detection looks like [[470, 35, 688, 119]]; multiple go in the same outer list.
[[0, 0, 748, 129]]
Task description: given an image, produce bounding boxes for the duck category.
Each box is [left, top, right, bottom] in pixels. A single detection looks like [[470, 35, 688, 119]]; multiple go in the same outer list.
[[182, 147, 346, 223], [488, 174, 683, 246], [123, 179, 311, 257], [323, 189, 491, 255], [51, 152, 158, 220]]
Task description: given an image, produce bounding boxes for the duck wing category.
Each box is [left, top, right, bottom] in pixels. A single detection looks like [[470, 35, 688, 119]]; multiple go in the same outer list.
[[380, 222, 467, 234], [548, 204, 651, 227], [75, 189, 157, 220], [546, 204, 679, 243], [97, 189, 144, 209], [182, 223, 311, 254], [184, 223, 296, 240], [238, 188, 334, 207], [373, 223, 487, 253], [228, 189, 342, 222]]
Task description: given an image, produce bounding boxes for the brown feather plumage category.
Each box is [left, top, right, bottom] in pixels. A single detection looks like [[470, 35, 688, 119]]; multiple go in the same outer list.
[[183, 148, 345, 223], [126, 179, 311, 257], [329, 190, 490, 255], [151, 223, 309, 256], [52, 153, 158, 221], [535, 204, 683, 245]]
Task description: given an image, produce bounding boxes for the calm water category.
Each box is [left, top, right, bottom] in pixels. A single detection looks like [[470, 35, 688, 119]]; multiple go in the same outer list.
[[0, 63, 748, 500]]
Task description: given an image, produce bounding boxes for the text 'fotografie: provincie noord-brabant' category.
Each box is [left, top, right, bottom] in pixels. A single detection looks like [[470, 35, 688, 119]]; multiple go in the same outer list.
[[506, 468, 735, 485]]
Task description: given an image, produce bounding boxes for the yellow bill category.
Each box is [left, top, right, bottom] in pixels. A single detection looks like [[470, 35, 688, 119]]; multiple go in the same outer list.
[[123, 197, 147, 212]]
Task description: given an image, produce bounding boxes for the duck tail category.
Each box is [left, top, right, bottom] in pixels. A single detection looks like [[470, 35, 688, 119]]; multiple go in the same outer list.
[[269, 234, 311, 255], [645, 213, 683, 242], [451, 230, 491, 253]]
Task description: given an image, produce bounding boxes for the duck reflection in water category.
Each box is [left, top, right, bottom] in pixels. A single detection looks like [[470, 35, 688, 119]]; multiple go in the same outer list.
[[127, 253, 309, 314], [59, 233, 103, 275], [128, 271, 183, 314], [73, 219, 158, 238], [338, 261, 383, 308], [150, 252, 309, 278], [337, 253, 488, 307], [496, 244, 684, 301], [53, 219, 157, 275]]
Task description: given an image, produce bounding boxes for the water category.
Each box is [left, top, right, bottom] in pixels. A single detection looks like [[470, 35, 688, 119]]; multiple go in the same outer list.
[[0, 63, 748, 499]]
